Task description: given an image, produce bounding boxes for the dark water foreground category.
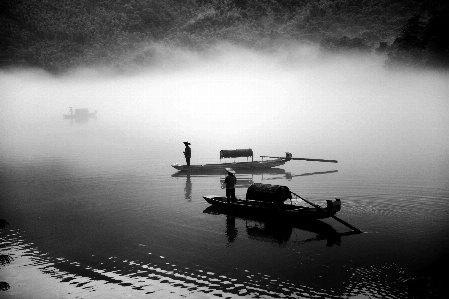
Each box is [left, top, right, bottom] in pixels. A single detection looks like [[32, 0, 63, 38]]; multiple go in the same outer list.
[[1, 144, 448, 299]]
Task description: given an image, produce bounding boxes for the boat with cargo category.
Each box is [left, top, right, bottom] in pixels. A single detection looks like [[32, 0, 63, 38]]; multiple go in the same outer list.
[[203, 183, 342, 222], [172, 149, 290, 172], [63, 107, 97, 120]]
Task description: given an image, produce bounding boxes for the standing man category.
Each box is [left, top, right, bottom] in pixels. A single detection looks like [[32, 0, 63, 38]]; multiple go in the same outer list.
[[224, 168, 237, 203], [183, 142, 191, 166]]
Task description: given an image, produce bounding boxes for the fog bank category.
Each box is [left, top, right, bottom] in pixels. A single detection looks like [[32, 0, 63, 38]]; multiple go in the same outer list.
[[1, 44, 448, 169]]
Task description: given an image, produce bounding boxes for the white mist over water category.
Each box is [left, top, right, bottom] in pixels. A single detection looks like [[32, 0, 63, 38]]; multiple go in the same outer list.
[[1, 44, 448, 173], [1, 44, 449, 299]]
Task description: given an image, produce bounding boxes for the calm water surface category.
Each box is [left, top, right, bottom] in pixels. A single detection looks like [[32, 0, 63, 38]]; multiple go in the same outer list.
[[1, 57, 449, 298], [1, 120, 448, 299]]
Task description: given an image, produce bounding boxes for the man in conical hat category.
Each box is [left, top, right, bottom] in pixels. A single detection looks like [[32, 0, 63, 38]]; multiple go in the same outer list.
[[183, 142, 191, 166], [224, 168, 237, 203]]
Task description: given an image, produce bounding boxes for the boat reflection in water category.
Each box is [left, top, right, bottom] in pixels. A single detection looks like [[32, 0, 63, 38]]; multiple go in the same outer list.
[[172, 169, 290, 200], [172, 169, 339, 199], [184, 175, 192, 201], [204, 206, 358, 247], [225, 215, 238, 245], [268, 170, 338, 181]]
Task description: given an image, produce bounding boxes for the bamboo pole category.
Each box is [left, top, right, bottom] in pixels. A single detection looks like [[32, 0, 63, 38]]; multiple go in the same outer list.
[[260, 156, 338, 163], [290, 191, 362, 233]]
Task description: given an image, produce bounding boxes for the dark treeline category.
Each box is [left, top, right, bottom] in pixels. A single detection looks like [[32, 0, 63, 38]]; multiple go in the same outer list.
[[0, 0, 447, 72]]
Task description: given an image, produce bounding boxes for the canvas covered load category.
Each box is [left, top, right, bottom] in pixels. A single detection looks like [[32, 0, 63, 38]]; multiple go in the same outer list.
[[220, 148, 253, 159], [246, 183, 292, 204]]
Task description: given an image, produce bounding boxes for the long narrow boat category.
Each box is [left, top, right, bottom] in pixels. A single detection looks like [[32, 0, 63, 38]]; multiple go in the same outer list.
[[203, 183, 341, 222], [63, 108, 97, 120], [203, 195, 341, 222], [171, 167, 287, 177], [172, 149, 289, 172], [172, 158, 286, 171]]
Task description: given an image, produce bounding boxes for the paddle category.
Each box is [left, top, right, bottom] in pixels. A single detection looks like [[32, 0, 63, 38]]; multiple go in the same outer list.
[[260, 156, 338, 163], [290, 191, 362, 233]]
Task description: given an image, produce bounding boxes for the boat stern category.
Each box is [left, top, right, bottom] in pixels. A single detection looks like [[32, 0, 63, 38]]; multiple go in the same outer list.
[[326, 199, 341, 215]]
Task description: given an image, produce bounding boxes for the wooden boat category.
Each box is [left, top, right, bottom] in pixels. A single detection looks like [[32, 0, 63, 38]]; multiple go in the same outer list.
[[203, 183, 341, 222], [172, 158, 286, 171], [203, 195, 341, 221], [63, 108, 97, 120], [171, 168, 287, 177], [172, 149, 290, 171]]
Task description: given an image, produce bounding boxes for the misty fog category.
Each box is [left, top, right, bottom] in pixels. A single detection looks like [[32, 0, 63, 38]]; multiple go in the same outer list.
[[1, 44, 448, 172]]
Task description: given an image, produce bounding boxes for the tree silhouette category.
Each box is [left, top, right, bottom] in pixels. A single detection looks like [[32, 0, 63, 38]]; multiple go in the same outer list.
[[422, 8, 449, 67], [387, 9, 449, 68]]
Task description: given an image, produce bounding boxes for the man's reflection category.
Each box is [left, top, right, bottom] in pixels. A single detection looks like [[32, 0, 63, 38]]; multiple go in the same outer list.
[[184, 175, 192, 201], [225, 215, 238, 245]]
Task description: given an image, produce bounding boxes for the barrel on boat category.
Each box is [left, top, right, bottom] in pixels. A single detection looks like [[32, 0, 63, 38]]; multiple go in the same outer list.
[[220, 149, 253, 159], [246, 183, 292, 204]]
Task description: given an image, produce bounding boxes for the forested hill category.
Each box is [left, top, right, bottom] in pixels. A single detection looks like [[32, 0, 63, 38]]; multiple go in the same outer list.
[[1, 0, 448, 72]]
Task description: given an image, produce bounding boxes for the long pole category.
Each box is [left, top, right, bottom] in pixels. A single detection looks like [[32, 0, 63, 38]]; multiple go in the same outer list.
[[290, 191, 362, 233], [260, 156, 338, 163], [288, 157, 338, 163]]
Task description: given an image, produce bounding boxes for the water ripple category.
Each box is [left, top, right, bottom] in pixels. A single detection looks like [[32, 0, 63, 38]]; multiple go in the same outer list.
[[0, 229, 377, 299]]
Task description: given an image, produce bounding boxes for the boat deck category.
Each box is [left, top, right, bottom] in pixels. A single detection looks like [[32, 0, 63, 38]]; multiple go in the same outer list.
[[203, 195, 333, 221], [172, 158, 286, 171]]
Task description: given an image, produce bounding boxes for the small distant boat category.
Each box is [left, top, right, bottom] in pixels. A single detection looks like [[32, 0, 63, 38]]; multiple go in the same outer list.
[[63, 107, 97, 120], [203, 183, 341, 222], [172, 149, 291, 172]]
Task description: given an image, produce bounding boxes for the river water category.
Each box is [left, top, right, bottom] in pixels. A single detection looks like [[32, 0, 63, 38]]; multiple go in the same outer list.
[[1, 49, 448, 298]]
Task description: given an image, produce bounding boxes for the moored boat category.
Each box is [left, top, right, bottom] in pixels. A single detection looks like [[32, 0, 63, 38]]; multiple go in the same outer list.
[[203, 183, 341, 222], [172, 158, 287, 171], [172, 149, 291, 171], [171, 167, 287, 177], [63, 107, 97, 119]]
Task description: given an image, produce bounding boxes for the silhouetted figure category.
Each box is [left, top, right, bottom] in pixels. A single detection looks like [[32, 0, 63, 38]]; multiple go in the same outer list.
[[183, 142, 191, 166], [224, 168, 237, 203]]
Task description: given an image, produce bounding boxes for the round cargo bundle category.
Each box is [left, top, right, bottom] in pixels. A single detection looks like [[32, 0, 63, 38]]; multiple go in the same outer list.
[[220, 149, 253, 159], [246, 183, 292, 204]]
